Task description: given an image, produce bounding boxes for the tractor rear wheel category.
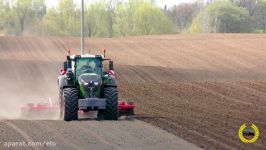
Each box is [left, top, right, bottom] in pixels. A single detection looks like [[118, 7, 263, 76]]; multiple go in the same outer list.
[[63, 88, 79, 121], [97, 87, 118, 120], [59, 89, 64, 119]]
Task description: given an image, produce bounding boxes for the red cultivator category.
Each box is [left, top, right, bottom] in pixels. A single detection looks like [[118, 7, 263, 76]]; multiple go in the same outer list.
[[119, 101, 135, 116], [20, 98, 58, 118], [20, 98, 135, 119]]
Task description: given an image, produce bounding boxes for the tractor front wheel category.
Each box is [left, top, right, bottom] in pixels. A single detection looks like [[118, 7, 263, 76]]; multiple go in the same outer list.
[[63, 88, 79, 121], [97, 87, 118, 120]]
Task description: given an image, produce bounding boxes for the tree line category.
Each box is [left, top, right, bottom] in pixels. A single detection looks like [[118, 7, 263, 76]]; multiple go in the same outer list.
[[185, 0, 266, 33], [0, 0, 265, 37]]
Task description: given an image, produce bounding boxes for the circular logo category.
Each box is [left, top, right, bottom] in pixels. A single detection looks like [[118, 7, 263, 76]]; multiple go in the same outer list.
[[238, 123, 259, 143]]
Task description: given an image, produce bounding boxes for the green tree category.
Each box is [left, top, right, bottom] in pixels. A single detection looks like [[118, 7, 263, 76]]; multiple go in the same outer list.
[[85, 1, 109, 37], [58, 0, 79, 36], [189, 0, 252, 33], [42, 0, 79, 36], [253, 0, 266, 33], [187, 15, 202, 33], [0, 0, 10, 33], [106, 0, 117, 37], [0, 0, 45, 35], [13, 0, 32, 35], [0, 0, 175, 36], [113, 2, 128, 36], [119, 0, 158, 35], [133, 2, 173, 35], [41, 8, 61, 36], [125, 0, 145, 35]]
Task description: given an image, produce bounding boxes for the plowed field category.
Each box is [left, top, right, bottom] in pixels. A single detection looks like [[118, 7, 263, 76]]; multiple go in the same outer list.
[[0, 34, 266, 149]]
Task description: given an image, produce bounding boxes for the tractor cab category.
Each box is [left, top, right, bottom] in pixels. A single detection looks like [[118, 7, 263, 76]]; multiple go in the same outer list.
[[76, 57, 102, 76], [70, 54, 103, 75], [63, 54, 113, 77]]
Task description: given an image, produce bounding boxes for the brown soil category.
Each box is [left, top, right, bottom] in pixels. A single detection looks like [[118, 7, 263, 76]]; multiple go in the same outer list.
[[0, 34, 266, 149]]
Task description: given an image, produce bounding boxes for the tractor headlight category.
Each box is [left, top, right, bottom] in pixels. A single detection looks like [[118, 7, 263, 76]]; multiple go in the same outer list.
[[81, 80, 99, 88], [83, 82, 98, 87]]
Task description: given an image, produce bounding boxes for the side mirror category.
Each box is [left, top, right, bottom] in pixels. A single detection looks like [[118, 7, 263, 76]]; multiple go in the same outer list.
[[109, 61, 114, 70], [63, 61, 67, 70]]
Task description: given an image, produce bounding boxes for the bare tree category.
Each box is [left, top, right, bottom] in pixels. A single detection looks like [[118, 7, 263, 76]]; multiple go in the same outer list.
[[167, 2, 202, 32], [231, 0, 257, 16], [253, 0, 266, 32]]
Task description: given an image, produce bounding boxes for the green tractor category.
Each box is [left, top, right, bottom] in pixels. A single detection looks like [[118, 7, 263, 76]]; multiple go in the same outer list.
[[58, 53, 118, 121]]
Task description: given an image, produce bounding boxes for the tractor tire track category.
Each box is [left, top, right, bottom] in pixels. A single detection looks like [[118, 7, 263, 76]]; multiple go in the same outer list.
[[30, 121, 84, 150], [72, 123, 124, 150], [0, 120, 40, 150]]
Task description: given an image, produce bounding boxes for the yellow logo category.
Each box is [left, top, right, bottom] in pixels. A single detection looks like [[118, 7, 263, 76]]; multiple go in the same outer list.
[[238, 123, 259, 143]]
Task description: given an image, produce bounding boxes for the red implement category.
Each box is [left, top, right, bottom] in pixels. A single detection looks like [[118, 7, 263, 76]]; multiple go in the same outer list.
[[20, 98, 58, 118], [119, 101, 135, 116], [20, 98, 135, 118]]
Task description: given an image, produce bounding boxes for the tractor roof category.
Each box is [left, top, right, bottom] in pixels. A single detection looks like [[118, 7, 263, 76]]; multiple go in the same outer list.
[[70, 54, 104, 59]]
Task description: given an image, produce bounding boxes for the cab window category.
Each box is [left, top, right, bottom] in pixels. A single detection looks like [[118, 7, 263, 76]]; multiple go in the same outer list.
[[76, 58, 102, 76]]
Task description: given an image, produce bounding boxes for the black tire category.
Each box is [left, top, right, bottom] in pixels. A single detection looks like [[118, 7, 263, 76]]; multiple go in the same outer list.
[[97, 87, 118, 120], [59, 89, 64, 119], [63, 88, 79, 121]]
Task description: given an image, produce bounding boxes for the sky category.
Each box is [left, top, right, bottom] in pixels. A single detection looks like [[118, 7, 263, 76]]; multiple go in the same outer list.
[[46, 0, 196, 8]]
